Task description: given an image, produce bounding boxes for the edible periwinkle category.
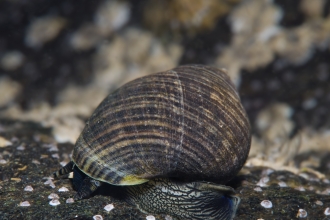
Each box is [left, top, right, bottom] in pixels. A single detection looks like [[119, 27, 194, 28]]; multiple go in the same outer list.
[[54, 65, 251, 220]]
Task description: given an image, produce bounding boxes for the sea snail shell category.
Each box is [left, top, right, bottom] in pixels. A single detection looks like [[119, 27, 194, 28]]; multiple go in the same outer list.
[[54, 65, 251, 220]]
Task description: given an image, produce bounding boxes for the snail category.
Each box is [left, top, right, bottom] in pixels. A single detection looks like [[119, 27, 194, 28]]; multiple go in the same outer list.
[[54, 65, 251, 220]]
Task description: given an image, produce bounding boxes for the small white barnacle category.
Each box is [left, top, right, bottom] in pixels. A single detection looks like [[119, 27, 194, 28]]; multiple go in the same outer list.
[[49, 199, 60, 206], [19, 201, 31, 207], [24, 185, 34, 192], [278, 181, 287, 187], [52, 153, 60, 159], [93, 215, 103, 220], [58, 187, 69, 192], [48, 193, 59, 199], [48, 145, 59, 152], [44, 178, 56, 188], [164, 215, 173, 220], [315, 200, 323, 206], [260, 200, 272, 208], [32, 159, 40, 165], [146, 215, 156, 220], [261, 169, 274, 176], [103, 204, 114, 212], [294, 186, 305, 191], [254, 187, 262, 192], [297, 209, 307, 218], [324, 207, 330, 216], [317, 189, 330, 195], [298, 173, 309, 180], [323, 188, 330, 195], [60, 161, 67, 167], [256, 177, 269, 187], [308, 186, 314, 191], [17, 145, 25, 150], [66, 198, 74, 204]]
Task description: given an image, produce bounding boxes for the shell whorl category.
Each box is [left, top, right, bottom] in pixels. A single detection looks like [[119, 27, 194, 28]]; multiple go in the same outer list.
[[72, 65, 251, 185]]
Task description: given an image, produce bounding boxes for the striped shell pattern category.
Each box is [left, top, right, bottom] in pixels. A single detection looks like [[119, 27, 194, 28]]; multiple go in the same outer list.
[[72, 65, 251, 186]]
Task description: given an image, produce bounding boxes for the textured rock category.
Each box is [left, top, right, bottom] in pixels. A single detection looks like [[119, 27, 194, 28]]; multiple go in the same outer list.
[[0, 120, 329, 219]]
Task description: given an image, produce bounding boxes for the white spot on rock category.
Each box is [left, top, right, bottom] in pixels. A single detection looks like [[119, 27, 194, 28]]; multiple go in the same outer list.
[[104, 203, 114, 212], [19, 201, 31, 207], [295, 186, 305, 191], [93, 215, 103, 220], [66, 198, 74, 204], [0, 136, 12, 147], [278, 181, 287, 187], [49, 199, 60, 206], [146, 215, 156, 220], [315, 200, 323, 206], [48, 145, 59, 152], [299, 173, 309, 180], [302, 98, 317, 110], [0, 51, 25, 71], [32, 159, 40, 165], [16, 145, 25, 151], [48, 193, 59, 199], [323, 179, 330, 184], [43, 177, 54, 180], [0, 77, 21, 108], [260, 200, 272, 208], [44, 179, 56, 188], [25, 16, 66, 48], [60, 161, 68, 167], [11, 136, 19, 143], [51, 153, 60, 159], [256, 176, 269, 187], [308, 186, 314, 191], [0, 159, 7, 164], [297, 209, 307, 218], [318, 188, 330, 195], [58, 187, 69, 192], [254, 187, 262, 192], [95, 1, 130, 34], [261, 168, 274, 176], [325, 207, 330, 216], [165, 215, 173, 220], [322, 188, 330, 195], [24, 185, 34, 192]]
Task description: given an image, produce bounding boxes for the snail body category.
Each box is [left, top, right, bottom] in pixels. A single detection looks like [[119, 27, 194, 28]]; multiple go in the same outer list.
[[54, 65, 251, 220], [125, 178, 241, 219]]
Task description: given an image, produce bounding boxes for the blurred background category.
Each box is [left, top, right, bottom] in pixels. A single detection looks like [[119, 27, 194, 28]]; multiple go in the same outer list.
[[0, 0, 329, 173]]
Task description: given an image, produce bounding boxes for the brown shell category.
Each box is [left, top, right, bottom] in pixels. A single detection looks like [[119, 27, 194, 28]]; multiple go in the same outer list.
[[72, 65, 251, 185]]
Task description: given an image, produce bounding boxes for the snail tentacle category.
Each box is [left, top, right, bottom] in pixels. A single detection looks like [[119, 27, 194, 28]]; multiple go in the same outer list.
[[53, 161, 74, 179]]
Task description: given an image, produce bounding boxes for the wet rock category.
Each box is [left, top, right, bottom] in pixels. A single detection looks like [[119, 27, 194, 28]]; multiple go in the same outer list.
[[0, 119, 329, 219]]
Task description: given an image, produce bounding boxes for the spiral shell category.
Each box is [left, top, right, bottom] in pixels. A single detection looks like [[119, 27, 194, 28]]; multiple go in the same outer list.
[[72, 64, 251, 186]]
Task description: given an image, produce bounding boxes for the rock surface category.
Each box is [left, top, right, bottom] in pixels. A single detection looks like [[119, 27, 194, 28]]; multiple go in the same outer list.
[[0, 120, 329, 219]]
